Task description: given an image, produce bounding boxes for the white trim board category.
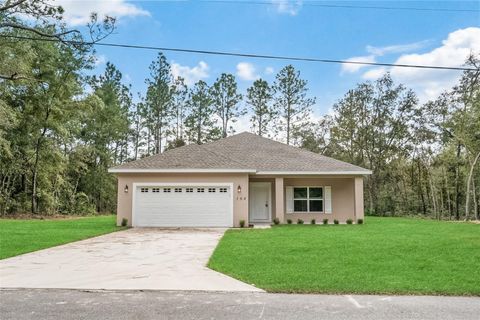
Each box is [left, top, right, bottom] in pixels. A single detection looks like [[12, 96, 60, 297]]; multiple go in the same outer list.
[[255, 171, 372, 175], [109, 168, 255, 173], [110, 168, 372, 175]]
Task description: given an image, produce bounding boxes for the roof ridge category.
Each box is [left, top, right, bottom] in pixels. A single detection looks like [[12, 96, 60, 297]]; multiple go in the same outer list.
[[243, 132, 368, 170]]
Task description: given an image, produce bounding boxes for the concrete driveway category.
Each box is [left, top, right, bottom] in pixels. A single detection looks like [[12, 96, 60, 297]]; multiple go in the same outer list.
[[0, 228, 261, 292]]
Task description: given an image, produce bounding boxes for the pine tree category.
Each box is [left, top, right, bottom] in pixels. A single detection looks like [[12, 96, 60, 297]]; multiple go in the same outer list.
[[273, 65, 315, 145], [246, 79, 274, 136], [210, 73, 244, 138]]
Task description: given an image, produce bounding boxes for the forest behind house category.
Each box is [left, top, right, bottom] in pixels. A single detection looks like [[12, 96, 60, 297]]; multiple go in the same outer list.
[[1, 1, 479, 220]]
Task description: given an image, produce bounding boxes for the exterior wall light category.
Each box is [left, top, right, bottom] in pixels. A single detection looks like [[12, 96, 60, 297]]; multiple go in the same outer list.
[[124, 185, 129, 193], [237, 185, 242, 193]]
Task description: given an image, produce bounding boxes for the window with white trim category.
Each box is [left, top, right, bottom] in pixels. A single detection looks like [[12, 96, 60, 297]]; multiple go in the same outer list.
[[197, 188, 205, 193], [219, 187, 227, 193], [174, 188, 182, 193], [208, 188, 216, 193], [186, 188, 193, 193], [163, 188, 171, 193], [152, 188, 160, 193], [293, 187, 323, 212], [140, 187, 149, 193]]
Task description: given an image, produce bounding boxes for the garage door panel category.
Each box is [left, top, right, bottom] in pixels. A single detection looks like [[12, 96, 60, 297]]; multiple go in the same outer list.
[[134, 185, 232, 227]]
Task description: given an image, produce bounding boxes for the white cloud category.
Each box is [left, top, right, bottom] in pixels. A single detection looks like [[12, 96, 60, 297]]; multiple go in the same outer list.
[[362, 27, 480, 102], [271, 0, 303, 16], [171, 61, 209, 86], [236, 62, 259, 81], [54, 0, 150, 26], [231, 115, 251, 135], [93, 54, 107, 66], [342, 40, 430, 74], [362, 67, 387, 80], [366, 40, 430, 56], [341, 55, 376, 73], [264, 66, 275, 75]]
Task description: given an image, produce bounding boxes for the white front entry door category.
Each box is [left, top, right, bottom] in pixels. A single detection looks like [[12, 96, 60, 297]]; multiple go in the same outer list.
[[249, 182, 271, 222]]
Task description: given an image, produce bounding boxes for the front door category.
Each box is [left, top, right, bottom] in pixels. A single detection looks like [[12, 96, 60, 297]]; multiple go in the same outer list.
[[249, 182, 271, 222]]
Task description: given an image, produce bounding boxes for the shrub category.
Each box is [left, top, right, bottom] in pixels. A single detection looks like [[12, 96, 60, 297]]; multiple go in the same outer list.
[[311, 219, 316, 225], [239, 220, 245, 228], [287, 219, 292, 224], [323, 218, 329, 225], [273, 217, 280, 225], [121, 218, 128, 227], [346, 219, 353, 224], [333, 219, 339, 225], [297, 219, 304, 224], [357, 218, 364, 224]]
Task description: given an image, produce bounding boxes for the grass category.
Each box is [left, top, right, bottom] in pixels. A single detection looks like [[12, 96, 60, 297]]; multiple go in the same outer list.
[[0, 215, 124, 259], [208, 217, 480, 296]]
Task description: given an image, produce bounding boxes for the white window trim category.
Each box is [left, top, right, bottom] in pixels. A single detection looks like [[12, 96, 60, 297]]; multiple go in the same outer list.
[[292, 186, 324, 213]]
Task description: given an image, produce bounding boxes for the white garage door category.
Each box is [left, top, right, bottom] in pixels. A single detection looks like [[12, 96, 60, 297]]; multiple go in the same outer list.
[[133, 184, 233, 227]]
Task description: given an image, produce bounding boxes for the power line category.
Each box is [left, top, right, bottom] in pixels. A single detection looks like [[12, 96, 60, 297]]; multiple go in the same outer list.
[[1, 34, 477, 71], [201, 0, 480, 13]]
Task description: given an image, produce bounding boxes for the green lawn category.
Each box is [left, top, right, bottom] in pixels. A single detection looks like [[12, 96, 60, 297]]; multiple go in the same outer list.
[[208, 217, 480, 296], [0, 215, 124, 259]]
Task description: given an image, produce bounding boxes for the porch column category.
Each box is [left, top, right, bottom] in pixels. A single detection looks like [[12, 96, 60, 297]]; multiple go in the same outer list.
[[354, 177, 364, 220], [275, 177, 285, 223]]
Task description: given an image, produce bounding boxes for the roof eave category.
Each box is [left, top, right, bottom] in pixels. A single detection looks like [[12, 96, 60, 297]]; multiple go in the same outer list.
[[108, 168, 257, 174], [254, 170, 372, 175]]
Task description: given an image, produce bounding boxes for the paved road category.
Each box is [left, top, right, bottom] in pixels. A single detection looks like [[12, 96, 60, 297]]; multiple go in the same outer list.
[[1, 289, 479, 320]]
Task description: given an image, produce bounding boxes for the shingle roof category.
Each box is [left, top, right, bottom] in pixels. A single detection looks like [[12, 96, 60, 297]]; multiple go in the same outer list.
[[109, 132, 371, 174]]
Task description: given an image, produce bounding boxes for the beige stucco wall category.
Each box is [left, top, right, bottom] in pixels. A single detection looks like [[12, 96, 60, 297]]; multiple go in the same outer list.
[[113, 173, 365, 227], [115, 173, 249, 227], [283, 177, 360, 223]]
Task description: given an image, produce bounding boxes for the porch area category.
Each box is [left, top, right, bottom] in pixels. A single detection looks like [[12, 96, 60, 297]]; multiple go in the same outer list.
[[247, 176, 365, 225]]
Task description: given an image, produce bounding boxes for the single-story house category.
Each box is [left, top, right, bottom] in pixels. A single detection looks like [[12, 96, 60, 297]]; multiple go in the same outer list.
[[108, 132, 372, 227]]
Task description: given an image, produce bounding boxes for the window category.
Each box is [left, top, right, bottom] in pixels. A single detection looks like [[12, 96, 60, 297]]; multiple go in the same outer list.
[[293, 187, 323, 213], [152, 188, 160, 193], [163, 188, 171, 193], [219, 187, 227, 193], [186, 188, 193, 193], [140, 187, 149, 193], [208, 188, 216, 193], [174, 188, 182, 193], [197, 188, 204, 193]]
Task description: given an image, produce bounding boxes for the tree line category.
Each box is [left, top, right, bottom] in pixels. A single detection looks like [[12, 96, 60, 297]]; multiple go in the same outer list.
[[1, 1, 479, 219]]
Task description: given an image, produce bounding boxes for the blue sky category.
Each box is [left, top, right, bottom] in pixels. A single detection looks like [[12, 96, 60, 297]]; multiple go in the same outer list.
[[57, 0, 480, 128]]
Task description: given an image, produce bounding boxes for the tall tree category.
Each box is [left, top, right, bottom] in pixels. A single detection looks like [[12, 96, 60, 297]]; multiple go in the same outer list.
[[169, 76, 188, 146], [88, 62, 132, 164], [144, 53, 173, 154], [272, 65, 315, 145], [0, 0, 115, 81], [210, 73, 243, 138], [246, 78, 274, 136], [131, 98, 146, 160], [83, 62, 131, 212], [185, 80, 220, 144], [327, 74, 418, 215]]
